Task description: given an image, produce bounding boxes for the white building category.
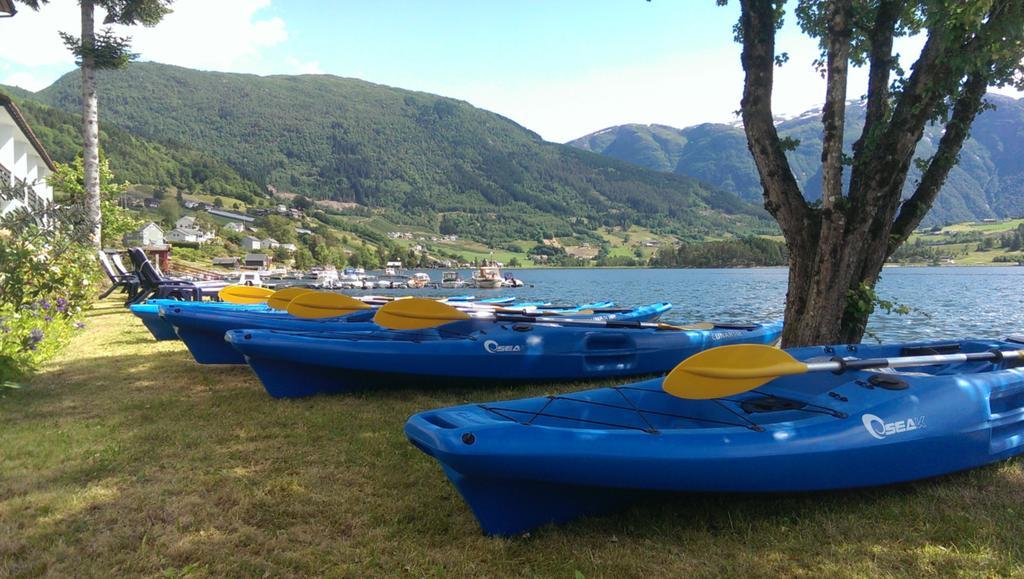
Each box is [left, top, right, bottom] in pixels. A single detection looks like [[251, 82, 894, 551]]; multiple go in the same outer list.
[[223, 222, 245, 233], [124, 222, 165, 247], [175, 215, 197, 230], [241, 235, 261, 251], [0, 94, 55, 216], [261, 237, 280, 250], [166, 227, 214, 244]]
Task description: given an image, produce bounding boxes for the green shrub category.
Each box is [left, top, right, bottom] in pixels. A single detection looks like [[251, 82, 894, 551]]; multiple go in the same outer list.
[[0, 301, 82, 383], [0, 184, 98, 383]]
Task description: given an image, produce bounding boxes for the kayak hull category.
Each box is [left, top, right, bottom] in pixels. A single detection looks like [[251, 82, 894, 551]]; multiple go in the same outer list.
[[226, 320, 783, 398], [405, 338, 1024, 535], [129, 304, 178, 340], [160, 305, 377, 364], [163, 301, 670, 365], [130, 299, 270, 341]]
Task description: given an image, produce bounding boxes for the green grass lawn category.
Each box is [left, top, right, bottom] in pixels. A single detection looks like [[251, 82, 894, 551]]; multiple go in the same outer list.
[[4, 300, 1024, 575]]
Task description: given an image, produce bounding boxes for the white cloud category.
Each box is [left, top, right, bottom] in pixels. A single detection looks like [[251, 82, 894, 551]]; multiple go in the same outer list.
[[0, 0, 291, 85], [0, 2, 79, 68], [2, 71, 52, 92], [446, 28, 940, 142], [117, 0, 288, 73]]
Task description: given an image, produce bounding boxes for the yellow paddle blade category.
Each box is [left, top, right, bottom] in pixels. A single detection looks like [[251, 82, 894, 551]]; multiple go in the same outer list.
[[219, 285, 275, 304], [373, 297, 471, 330], [286, 291, 373, 319], [663, 344, 809, 399], [266, 287, 317, 311], [656, 322, 715, 331]]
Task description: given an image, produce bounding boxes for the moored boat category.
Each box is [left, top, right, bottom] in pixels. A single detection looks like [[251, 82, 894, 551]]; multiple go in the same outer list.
[[471, 265, 504, 289], [407, 272, 432, 288], [441, 271, 466, 288]]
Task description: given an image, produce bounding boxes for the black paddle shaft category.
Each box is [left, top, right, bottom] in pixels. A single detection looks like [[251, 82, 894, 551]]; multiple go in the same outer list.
[[830, 349, 1022, 373]]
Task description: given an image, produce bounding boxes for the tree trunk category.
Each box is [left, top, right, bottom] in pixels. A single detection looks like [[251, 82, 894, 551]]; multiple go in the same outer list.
[[782, 228, 890, 347], [80, 0, 102, 247]]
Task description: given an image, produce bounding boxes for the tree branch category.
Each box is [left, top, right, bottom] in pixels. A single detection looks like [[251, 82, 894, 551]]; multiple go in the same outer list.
[[820, 0, 853, 208], [738, 0, 810, 241], [862, 0, 1016, 212], [887, 74, 989, 254], [847, 0, 903, 204]]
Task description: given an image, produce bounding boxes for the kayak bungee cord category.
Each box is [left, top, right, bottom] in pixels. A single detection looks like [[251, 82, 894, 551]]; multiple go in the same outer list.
[[478, 383, 849, 435]]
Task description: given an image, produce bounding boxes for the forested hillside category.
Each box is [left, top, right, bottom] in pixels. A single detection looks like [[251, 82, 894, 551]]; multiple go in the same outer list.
[[21, 62, 772, 244], [570, 96, 1024, 225], [4, 95, 263, 201]]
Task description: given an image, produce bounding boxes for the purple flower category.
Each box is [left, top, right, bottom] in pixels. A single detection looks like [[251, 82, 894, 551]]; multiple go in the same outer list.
[[74, 322, 85, 330], [39, 299, 51, 310], [0, 325, 9, 334], [22, 328, 44, 352], [56, 298, 68, 312], [44, 315, 52, 322]]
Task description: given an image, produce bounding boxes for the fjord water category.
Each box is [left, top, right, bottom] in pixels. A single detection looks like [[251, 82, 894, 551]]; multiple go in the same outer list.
[[357, 266, 1024, 342]]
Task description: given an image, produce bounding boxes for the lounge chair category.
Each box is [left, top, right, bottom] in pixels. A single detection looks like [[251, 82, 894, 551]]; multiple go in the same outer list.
[[97, 250, 140, 300], [126, 247, 228, 304], [111, 252, 133, 277]]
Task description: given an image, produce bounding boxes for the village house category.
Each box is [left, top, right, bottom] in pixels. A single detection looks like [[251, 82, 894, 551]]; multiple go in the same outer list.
[[175, 215, 197, 230], [243, 253, 271, 268], [261, 237, 280, 250], [0, 93, 55, 217], [166, 228, 214, 244], [241, 236, 261, 252], [223, 221, 245, 233], [280, 243, 297, 252], [124, 222, 165, 247], [211, 257, 239, 268]]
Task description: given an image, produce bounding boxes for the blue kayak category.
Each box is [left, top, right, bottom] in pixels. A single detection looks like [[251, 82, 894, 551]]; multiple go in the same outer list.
[[160, 304, 378, 364], [226, 316, 781, 398], [405, 337, 1024, 535], [161, 301, 666, 365], [130, 304, 179, 340], [130, 300, 271, 341]]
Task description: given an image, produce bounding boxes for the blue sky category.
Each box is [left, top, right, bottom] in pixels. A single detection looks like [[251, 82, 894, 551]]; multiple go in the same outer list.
[[0, 0, 1019, 142]]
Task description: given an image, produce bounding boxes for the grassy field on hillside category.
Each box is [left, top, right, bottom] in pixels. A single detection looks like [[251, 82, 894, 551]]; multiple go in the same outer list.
[[902, 219, 1024, 265], [3, 300, 1024, 575]]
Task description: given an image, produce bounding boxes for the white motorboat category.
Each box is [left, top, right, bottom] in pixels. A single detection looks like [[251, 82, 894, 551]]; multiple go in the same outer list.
[[440, 271, 466, 288], [407, 272, 432, 288], [472, 265, 504, 289]]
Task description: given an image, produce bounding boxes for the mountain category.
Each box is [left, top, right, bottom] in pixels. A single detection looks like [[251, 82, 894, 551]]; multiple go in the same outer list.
[[1, 94, 263, 200], [17, 62, 772, 245], [569, 96, 1024, 225]]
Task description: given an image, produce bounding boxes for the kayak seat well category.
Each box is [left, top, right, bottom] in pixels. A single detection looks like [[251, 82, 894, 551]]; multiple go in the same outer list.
[[582, 333, 638, 372], [989, 385, 1024, 454]]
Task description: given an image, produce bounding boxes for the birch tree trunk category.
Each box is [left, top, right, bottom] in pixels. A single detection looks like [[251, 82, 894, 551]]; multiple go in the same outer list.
[[80, 0, 102, 247]]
